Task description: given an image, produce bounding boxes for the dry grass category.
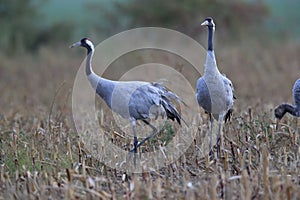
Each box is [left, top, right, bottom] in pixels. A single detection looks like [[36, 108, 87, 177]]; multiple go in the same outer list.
[[0, 38, 300, 199]]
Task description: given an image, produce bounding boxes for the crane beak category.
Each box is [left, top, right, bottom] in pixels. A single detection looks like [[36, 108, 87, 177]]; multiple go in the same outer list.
[[69, 41, 81, 48]]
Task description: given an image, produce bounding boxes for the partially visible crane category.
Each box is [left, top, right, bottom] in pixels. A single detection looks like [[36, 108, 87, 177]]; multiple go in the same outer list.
[[275, 78, 300, 124], [196, 17, 235, 158], [70, 38, 182, 156]]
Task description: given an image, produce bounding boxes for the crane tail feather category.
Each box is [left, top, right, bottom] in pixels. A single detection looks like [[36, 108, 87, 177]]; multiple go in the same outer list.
[[224, 108, 233, 123]]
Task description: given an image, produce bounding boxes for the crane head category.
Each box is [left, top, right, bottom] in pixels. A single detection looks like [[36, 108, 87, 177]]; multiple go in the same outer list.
[[274, 104, 286, 130], [201, 17, 215, 28], [274, 104, 286, 120], [70, 38, 94, 52]]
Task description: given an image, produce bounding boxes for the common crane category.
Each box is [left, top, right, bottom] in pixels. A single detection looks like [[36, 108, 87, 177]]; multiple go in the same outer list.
[[275, 78, 300, 122], [196, 17, 235, 158], [70, 38, 182, 157]]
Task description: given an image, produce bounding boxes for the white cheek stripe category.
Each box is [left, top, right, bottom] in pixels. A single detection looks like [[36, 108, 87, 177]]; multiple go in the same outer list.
[[85, 40, 95, 51], [211, 20, 215, 27]]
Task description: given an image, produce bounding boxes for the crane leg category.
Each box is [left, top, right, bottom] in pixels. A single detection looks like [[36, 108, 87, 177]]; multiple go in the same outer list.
[[129, 119, 138, 166], [209, 114, 214, 159], [135, 120, 158, 149], [129, 120, 158, 151], [217, 112, 225, 158], [127, 119, 159, 168], [129, 120, 138, 153]]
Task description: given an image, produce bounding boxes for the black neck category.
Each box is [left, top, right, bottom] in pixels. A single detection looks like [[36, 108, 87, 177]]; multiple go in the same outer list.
[[207, 26, 214, 51], [284, 104, 298, 116], [278, 103, 298, 119], [87, 46, 93, 55]]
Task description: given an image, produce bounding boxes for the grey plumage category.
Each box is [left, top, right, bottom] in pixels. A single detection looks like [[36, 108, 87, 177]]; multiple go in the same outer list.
[[196, 77, 211, 114], [275, 78, 300, 120], [196, 17, 235, 157], [293, 78, 300, 108], [70, 38, 181, 154]]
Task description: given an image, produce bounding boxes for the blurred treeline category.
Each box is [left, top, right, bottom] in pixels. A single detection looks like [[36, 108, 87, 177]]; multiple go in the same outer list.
[[92, 0, 268, 39], [0, 0, 74, 54], [0, 0, 278, 55]]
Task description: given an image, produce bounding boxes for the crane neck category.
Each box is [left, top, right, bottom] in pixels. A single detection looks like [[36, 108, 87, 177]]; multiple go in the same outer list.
[[204, 50, 219, 76], [84, 45, 104, 91], [86, 47, 94, 76], [280, 103, 299, 118], [207, 26, 214, 51], [203, 26, 219, 76]]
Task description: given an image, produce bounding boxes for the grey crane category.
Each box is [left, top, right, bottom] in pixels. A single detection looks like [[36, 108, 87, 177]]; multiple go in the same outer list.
[[275, 78, 300, 123], [70, 38, 182, 155], [196, 17, 235, 157]]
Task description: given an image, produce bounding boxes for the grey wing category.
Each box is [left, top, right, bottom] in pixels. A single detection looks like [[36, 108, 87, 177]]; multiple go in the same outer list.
[[222, 74, 235, 122], [293, 78, 300, 107], [128, 84, 163, 120], [152, 82, 185, 106], [128, 83, 181, 124], [222, 74, 234, 109], [196, 77, 212, 113], [153, 83, 181, 124]]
